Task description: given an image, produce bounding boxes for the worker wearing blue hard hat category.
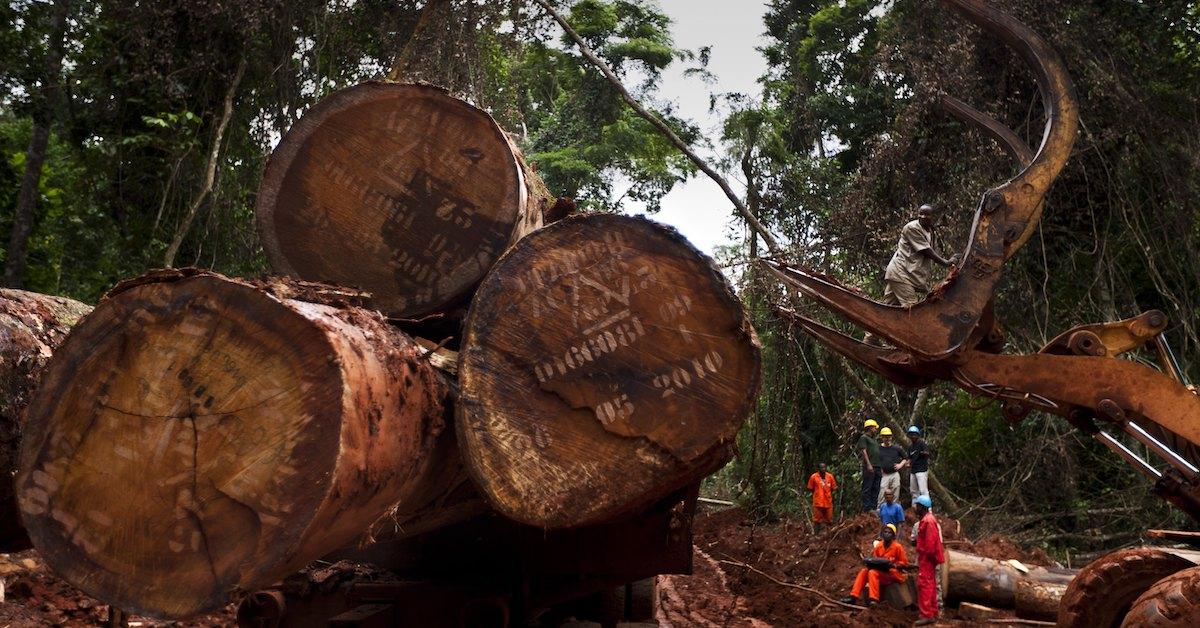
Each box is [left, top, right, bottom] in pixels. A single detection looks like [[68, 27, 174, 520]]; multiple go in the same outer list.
[[906, 425, 932, 508]]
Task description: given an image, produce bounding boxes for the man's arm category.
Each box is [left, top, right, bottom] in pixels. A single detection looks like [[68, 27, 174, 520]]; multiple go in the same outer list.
[[860, 447, 874, 472], [919, 246, 958, 268]]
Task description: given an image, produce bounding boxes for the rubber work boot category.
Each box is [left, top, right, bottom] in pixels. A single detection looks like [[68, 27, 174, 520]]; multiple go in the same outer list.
[[840, 596, 858, 605], [914, 618, 936, 626]]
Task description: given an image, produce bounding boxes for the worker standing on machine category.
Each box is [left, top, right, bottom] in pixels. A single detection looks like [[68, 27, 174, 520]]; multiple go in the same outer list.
[[807, 462, 837, 533], [884, 204, 959, 307], [913, 495, 944, 625], [842, 524, 908, 607], [877, 428, 909, 507], [907, 426, 931, 507], [858, 420, 882, 512]]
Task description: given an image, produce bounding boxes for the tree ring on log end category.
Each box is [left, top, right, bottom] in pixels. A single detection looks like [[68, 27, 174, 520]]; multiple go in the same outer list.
[[16, 276, 343, 618], [457, 214, 761, 528], [257, 82, 531, 318]]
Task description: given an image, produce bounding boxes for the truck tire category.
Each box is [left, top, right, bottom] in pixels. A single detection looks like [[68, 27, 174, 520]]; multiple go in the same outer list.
[[1059, 548, 1194, 628], [1122, 566, 1200, 627]]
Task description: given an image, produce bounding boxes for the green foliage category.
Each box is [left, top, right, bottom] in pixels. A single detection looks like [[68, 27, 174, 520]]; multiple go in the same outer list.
[[519, 0, 699, 211], [0, 0, 700, 297]]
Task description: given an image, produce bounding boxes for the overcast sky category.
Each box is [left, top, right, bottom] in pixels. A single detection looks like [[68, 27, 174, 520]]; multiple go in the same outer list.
[[621, 0, 771, 257]]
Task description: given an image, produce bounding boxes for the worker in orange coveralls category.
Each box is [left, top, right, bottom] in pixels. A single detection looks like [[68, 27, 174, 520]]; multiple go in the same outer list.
[[806, 462, 837, 532], [841, 523, 908, 607], [913, 495, 944, 625]]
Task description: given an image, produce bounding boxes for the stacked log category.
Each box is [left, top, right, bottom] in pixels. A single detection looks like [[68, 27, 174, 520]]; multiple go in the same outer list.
[[257, 82, 562, 319], [16, 270, 462, 618], [16, 214, 759, 618], [0, 289, 91, 550], [458, 215, 760, 528]]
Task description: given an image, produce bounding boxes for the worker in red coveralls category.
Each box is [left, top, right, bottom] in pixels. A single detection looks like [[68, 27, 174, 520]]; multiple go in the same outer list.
[[913, 495, 944, 625], [841, 523, 908, 607], [806, 462, 837, 532]]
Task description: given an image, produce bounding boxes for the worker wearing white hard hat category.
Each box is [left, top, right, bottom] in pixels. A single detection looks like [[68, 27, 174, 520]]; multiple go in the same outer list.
[[907, 425, 932, 508]]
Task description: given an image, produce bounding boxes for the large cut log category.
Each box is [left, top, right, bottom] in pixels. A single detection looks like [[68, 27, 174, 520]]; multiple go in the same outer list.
[[1014, 578, 1068, 621], [257, 82, 559, 319], [457, 214, 761, 528], [0, 290, 91, 550], [942, 549, 1076, 609], [16, 270, 465, 619]]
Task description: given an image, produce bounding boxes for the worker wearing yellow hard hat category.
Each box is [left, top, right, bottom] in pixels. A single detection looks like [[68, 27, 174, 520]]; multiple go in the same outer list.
[[842, 522, 908, 606], [857, 419, 882, 512]]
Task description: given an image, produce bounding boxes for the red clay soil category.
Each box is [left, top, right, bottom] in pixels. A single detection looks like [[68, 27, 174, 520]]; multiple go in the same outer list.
[[658, 507, 1056, 627], [0, 550, 235, 627]]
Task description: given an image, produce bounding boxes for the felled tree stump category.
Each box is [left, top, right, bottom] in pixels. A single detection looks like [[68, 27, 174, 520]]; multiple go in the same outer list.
[[257, 82, 555, 318], [457, 215, 761, 528], [0, 290, 91, 550], [17, 270, 457, 619]]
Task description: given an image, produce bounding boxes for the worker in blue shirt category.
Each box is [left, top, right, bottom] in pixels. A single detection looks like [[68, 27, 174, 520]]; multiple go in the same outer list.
[[878, 488, 905, 531]]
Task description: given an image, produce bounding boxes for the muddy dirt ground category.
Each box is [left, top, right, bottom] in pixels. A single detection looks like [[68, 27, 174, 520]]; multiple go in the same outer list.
[[656, 506, 1056, 627], [0, 507, 1054, 626]]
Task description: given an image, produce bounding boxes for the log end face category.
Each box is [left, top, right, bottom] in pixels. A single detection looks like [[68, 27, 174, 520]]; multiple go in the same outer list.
[[257, 82, 528, 318], [458, 214, 760, 528], [16, 275, 343, 618]]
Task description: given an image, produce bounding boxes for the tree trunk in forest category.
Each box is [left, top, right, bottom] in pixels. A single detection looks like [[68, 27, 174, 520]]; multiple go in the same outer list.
[[256, 82, 559, 319], [4, 0, 71, 288], [16, 270, 467, 619], [457, 214, 761, 529], [941, 549, 1077, 610], [162, 57, 246, 268], [0, 289, 90, 550]]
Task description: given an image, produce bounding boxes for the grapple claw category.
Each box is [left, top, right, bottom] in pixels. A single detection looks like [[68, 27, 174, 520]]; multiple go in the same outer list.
[[760, 259, 995, 360], [773, 306, 936, 389]]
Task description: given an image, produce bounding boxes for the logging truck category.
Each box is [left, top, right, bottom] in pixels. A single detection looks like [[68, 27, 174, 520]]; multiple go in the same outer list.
[[6, 78, 761, 626], [765, 1, 1200, 626]]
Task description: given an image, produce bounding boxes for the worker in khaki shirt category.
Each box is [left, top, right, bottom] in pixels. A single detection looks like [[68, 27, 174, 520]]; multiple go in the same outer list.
[[884, 205, 958, 306]]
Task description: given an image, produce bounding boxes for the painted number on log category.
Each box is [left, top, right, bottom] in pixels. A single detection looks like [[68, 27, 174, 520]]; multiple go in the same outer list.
[[653, 350, 724, 398]]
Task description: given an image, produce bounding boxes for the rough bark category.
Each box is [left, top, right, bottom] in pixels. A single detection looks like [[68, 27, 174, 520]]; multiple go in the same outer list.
[[256, 82, 557, 318], [457, 214, 761, 528], [4, 0, 71, 287], [16, 270, 461, 619], [1014, 578, 1068, 621], [0, 289, 91, 550], [942, 549, 1077, 610]]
